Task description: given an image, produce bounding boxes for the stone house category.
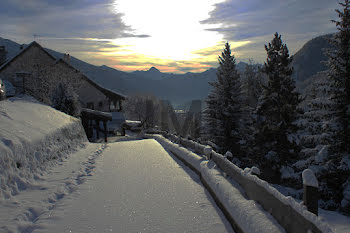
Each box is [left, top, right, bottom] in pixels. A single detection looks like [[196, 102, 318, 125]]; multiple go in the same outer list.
[[0, 41, 125, 112]]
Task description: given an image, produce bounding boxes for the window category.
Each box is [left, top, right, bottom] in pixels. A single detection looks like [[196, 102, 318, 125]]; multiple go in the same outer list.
[[87, 102, 94, 110]]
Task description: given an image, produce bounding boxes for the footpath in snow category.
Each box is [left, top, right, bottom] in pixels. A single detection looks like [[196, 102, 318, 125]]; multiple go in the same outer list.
[[34, 139, 234, 233]]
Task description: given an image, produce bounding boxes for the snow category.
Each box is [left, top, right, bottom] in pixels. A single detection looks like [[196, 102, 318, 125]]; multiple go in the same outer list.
[[149, 134, 285, 233], [151, 134, 205, 172], [224, 151, 233, 159], [302, 169, 319, 188], [124, 119, 142, 127], [204, 145, 213, 158], [1, 97, 348, 233], [280, 166, 298, 179], [320, 209, 350, 233], [34, 139, 234, 233], [201, 161, 286, 233], [315, 145, 329, 163], [250, 166, 260, 176], [107, 111, 125, 133], [0, 143, 106, 232], [150, 134, 334, 233], [0, 96, 87, 200]]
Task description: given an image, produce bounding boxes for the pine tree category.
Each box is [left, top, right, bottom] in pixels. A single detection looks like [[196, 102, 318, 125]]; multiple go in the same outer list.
[[323, 0, 350, 213], [253, 33, 302, 183], [204, 42, 242, 155]]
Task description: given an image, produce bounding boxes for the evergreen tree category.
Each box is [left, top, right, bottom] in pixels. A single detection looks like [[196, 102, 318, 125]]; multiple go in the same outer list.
[[51, 83, 81, 117], [239, 60, 264, 166], [295, 72, 350, 211], [326, 0, 350, 159], [242, 59, 263, 108], [323, 0, 350, 213], [299, 72, 334, 153], [253, 33, 302, 183], [204, 42, 242, 155]]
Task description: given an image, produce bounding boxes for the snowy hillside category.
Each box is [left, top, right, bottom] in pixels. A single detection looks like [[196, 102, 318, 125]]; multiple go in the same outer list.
[[0, 96, 87, 199]]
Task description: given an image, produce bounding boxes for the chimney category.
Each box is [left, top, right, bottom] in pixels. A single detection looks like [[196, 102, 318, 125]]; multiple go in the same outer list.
[[63, 53, 70, 64], [0, 46, 7, 66]]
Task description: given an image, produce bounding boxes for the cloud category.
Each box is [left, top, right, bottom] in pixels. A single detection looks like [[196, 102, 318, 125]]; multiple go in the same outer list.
[[201, 0, 339, 62], [0, 0, 150, 43]]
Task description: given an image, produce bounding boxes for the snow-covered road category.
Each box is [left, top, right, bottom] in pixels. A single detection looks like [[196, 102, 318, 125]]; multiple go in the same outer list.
[[35, 139, 234, 233]]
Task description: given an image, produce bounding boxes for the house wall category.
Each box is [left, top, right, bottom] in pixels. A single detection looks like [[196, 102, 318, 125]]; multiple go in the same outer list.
[[0, 45, 54, 85], [76, 80, 110, 112], [0, 44, 112, 112], [0, 45, 57, 103], [50, 62, 110, 112]]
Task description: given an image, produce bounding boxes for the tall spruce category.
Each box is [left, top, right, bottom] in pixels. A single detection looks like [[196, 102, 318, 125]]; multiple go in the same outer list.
[[296, 72, 345, 210], [324, 0, 350, 213], [253, 33, 302, 182], [242, 59, 263, 108], [299, 72, 334, 154], [240, 60, 264, 166], [204, 42, 242, 155], [326, 0, 350, 158]]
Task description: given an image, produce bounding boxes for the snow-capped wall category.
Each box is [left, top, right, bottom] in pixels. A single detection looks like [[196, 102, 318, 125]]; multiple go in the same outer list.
[[0, 96, 87, 199], [148, 133, 333, 233]]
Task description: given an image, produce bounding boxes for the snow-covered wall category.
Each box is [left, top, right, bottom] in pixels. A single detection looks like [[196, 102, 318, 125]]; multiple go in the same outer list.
[[148, 133, 333, 233], [0, 96, 87, 199]]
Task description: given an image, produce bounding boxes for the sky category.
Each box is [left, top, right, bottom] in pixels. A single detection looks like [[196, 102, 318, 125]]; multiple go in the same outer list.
[[0, 0, 339, 73]]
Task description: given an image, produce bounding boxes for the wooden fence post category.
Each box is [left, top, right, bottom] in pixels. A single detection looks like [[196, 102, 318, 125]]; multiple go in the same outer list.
[[103, 120, 107, 143], [204, 146, 212, 160], [302, 169, 319, 216]]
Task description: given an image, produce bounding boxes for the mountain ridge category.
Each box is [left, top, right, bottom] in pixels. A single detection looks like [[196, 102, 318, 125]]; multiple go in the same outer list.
[[0, 34, 334, 106]]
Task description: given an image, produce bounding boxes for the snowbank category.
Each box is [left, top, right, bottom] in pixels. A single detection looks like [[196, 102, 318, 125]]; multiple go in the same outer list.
[[148, 134, 334, 233], [0, 96, 87, 199], [201, 161, 285, 233], [149, 134, 286, 233]]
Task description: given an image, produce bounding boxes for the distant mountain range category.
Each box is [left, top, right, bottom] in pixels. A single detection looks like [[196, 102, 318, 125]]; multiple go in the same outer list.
[[0, 34, 334, 107], [291, 34, 333, 82]]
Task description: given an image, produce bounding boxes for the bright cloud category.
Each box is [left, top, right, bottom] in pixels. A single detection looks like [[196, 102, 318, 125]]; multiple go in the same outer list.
[[111, 0, 227, 61]]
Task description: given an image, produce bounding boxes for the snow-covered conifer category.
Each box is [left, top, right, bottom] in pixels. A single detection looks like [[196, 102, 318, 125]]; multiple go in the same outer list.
[[253, 33, 302, 183], [51, 83, 81, 117], [321, 0, 350, 213], [326, 0, 350, 158], [203, 42, 243, 155], [241, 59, 263, 108]]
